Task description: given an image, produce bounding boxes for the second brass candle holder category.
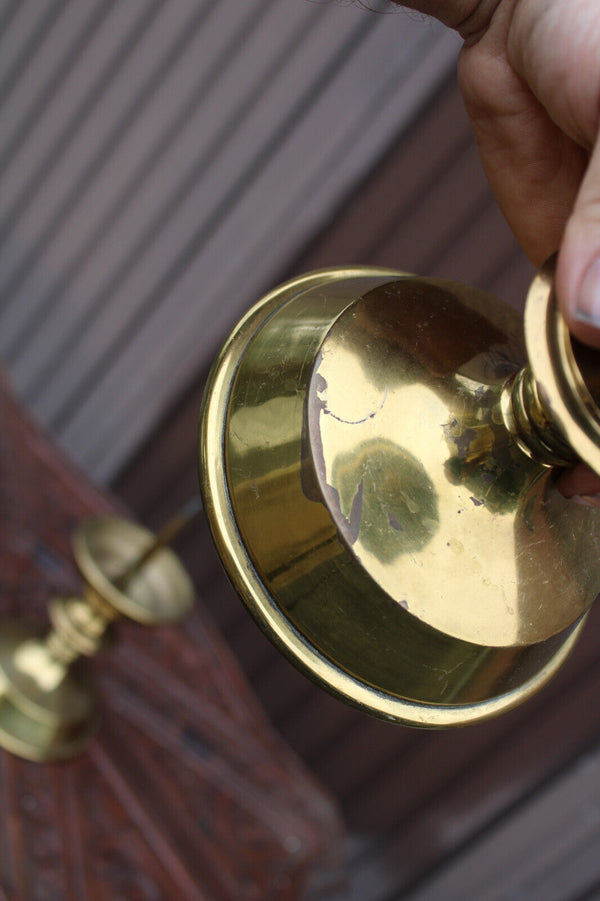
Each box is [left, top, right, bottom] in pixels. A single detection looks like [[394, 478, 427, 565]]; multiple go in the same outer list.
[[0, 516, 194, 761]]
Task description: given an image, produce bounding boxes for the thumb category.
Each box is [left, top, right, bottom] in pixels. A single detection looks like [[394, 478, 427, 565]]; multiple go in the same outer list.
[[557, 140, 600, 349]]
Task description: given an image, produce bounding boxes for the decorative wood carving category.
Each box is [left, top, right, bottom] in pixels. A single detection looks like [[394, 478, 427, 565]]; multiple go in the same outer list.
[[0, 369, 343, 900]]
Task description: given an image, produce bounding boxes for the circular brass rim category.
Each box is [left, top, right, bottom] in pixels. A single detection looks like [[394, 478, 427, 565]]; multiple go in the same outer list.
[[72, 517, 195, 625], [199, 267, 585, 727], [525, 260, 600, 477]]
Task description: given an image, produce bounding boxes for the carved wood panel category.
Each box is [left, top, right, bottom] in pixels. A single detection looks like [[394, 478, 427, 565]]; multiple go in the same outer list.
[[0, 370, 343, 900]]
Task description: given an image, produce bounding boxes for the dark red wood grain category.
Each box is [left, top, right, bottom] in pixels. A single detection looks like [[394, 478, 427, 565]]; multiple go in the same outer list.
[[0, 369, 343, 901]]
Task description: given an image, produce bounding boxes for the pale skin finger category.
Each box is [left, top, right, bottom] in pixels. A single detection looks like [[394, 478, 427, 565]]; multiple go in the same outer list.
[[396, 0, 600, 349], [556, 139, 600, 348]]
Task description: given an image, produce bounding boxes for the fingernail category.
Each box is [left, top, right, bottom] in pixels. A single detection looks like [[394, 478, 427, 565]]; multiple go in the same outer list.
[[567, 493, 600, 508], [575, 258, 600, 326]]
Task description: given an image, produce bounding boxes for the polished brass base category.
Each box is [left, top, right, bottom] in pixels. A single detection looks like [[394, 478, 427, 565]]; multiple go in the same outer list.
[[199, 266, 600, 727], [0, 620, 98, 761], [0, 518, 194, 761]]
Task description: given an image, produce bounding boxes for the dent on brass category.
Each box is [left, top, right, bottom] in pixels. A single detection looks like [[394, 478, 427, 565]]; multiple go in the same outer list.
[[199, 264, 600, 727]]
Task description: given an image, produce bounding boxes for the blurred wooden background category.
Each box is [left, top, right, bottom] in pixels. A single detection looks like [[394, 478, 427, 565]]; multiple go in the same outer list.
[[0, 0, 457, 482], [4, 2, 600, 899]]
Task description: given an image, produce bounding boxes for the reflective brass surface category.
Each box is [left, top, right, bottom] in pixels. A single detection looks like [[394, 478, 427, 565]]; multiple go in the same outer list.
[[199, 266, 600, 727], [0, 518, 194, 760], [73, 517, 195, 626], [524, 259, 600, 478]]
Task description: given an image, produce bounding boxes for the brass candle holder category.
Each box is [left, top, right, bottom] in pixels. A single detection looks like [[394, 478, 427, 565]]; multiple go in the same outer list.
[[0, 515, 194, 761], [5, 258, 598, 755], [199, 260, 600, 727]]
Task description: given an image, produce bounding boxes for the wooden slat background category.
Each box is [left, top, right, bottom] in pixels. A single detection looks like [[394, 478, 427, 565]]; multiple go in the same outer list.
[[404, 746, 600, 901], [0, 0, 458, 483], [5, 3, 600, 899]]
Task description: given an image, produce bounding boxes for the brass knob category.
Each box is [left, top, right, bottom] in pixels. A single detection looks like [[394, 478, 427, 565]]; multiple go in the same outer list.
[[199, 263, 600, 727], [0, 517, 194, 761]]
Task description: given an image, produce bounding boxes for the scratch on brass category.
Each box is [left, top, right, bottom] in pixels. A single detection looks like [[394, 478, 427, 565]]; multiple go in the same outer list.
[[323, 387, 388, 425]]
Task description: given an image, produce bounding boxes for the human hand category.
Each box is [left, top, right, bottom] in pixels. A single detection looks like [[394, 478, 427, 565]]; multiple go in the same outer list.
[[397, 0, 600, 350]]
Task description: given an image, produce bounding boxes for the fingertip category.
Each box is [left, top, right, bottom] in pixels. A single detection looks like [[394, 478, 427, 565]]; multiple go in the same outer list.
[[556, 243, 600, 349], [571, 256, 600, 344], [568, 310, 600, 349], [556, 462, 600, 499], [555, 134, 600, 350]]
